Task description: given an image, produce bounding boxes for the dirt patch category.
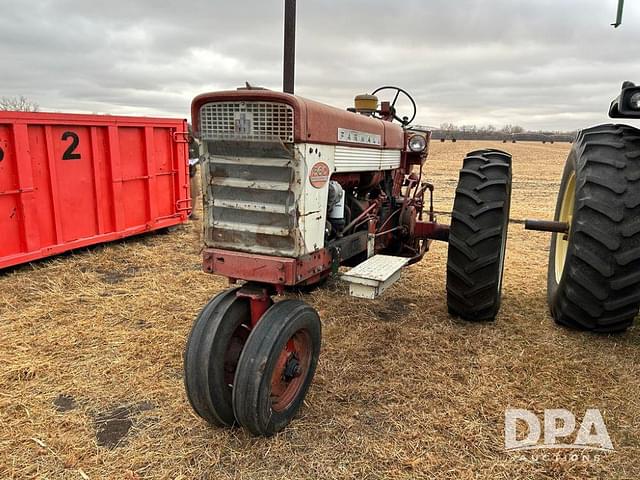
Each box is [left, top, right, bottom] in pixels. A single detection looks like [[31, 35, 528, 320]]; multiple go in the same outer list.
[[375, 297, 415, 321], [96, 265, 139, 284], [94, 401, 155, 449], [53, 394, 77, 412]]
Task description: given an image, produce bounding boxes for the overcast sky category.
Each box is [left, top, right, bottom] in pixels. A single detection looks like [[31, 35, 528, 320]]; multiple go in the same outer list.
[[1, 0, 639, 131]]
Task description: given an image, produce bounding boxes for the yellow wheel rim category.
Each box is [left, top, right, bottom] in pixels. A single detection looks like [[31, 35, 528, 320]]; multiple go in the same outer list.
[[555, 171, 576, 283]]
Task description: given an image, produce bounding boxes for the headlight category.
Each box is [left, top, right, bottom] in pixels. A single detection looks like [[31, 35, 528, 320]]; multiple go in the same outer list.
[[631, 92, 640, 110], [408, 135, 426, 152]]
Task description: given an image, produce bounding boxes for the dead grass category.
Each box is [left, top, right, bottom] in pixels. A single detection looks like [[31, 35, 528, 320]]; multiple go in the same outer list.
[[1, 141, 639, 479]]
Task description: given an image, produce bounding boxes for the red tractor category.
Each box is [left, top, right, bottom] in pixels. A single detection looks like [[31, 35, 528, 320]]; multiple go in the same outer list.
[[183, 1, 513, 436]]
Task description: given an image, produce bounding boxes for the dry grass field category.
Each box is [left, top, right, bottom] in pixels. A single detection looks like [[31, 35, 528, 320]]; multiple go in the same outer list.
[[2, 140, 640, 479]]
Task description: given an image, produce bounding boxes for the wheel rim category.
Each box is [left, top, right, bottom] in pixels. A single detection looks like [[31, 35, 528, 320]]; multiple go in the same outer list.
[[496, 216, 508, 296], [555, 171, 576, 283], [270, 329, 313, 413], [223, 322, 251, 388]]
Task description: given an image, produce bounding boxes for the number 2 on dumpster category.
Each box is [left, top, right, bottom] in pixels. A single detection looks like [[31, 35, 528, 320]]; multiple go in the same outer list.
[[61, 131, 81, 160]]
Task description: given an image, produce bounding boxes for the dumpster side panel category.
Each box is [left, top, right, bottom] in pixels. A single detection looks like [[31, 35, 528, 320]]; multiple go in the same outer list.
[[118, 126, 148, 230], [0, 124, 22, 258], [154, 127, 177, 219], [0, 112, 190, 270], [27, 125, 58, 248], [53, 125, 101, 242]]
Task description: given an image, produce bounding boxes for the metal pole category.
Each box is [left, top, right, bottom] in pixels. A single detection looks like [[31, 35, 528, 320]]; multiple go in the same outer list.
[[612, 0, 624, 27], [283, 0, 296, 94]]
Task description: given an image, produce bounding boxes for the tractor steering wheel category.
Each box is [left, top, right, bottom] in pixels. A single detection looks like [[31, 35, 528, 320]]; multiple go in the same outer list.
[[371, 86, 417, 126]]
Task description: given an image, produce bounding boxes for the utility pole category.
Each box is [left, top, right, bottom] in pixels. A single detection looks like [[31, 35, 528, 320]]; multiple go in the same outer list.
[[283, 0, 296, 93]]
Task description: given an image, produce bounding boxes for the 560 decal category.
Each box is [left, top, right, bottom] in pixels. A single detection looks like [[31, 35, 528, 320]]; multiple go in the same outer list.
[[309, 161, 330, 188]]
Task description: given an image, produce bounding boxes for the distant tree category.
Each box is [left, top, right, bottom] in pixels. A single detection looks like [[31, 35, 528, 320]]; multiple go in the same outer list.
[[0, 96, 39, 112], [440, 122, 457, 132], [500, 124, 524, 135]]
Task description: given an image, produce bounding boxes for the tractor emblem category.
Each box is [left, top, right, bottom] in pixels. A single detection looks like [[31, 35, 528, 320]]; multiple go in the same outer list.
[[309, 161, 330, 188], [234, 112, 253, 134]]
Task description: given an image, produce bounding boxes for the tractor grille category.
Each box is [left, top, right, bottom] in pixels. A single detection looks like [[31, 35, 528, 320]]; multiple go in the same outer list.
[[202, 145, 301, 257], [199, 101, 294, 143]]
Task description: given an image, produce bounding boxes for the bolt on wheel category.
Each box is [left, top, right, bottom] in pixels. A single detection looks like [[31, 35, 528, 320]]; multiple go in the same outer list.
[[232, 300, 321, 436], [270, 331, 313, 413]]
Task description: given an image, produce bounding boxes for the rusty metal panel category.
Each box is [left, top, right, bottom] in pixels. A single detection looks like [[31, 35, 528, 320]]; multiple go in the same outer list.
[[0, 111, 189, 270], [202, 139, 305, 257], [202, 247, 332, 285]]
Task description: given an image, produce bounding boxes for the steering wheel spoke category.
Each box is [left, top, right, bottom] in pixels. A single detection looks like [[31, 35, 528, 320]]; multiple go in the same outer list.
[[391, 89, 401, 108]]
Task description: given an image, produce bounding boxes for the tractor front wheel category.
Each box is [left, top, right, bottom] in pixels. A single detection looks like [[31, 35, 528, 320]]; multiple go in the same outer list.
[[232, 300, 321, 436], [183, 288, 258, 426], [446, 149, 512, 321]]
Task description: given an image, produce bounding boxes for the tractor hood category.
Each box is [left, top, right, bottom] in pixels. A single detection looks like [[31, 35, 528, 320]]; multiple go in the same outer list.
[[191, 89, 405, 149]]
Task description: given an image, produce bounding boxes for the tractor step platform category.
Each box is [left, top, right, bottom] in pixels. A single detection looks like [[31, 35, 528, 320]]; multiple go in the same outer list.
[[341, 255, 410, 299]]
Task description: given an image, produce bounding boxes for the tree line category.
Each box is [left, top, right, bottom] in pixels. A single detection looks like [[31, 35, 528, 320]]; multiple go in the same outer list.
[[0, 96, 39, 112], [424, 123, 577, 142]]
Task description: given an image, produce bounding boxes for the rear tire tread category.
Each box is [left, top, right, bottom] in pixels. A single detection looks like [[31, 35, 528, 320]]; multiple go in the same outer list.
[[548, 124, 640, 332], [447, 149, 512, 322]]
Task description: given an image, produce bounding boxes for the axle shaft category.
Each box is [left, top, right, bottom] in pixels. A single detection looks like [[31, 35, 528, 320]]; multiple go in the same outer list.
[[524, 219, 569, 234]]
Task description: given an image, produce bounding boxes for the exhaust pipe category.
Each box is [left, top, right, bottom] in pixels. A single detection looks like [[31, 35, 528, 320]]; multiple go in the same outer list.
[[283, 0, 296, 94]]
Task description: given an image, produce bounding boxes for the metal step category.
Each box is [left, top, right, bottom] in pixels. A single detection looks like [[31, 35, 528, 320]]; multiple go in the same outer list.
[[341, 255, 410, 299]]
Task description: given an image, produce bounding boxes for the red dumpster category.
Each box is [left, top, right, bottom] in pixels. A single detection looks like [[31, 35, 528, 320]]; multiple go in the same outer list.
[[0, 111, 191, 270]]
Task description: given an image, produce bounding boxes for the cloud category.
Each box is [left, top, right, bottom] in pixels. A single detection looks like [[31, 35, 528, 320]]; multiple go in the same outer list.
[[1, 0, 639, 130]]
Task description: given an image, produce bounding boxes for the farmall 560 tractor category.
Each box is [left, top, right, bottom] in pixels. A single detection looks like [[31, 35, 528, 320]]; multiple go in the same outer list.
[[183, 1, 512, 436]]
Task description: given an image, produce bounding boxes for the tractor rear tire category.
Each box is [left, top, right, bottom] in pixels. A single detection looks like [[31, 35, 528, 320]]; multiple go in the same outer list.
[[446, 149, 512, 321], [547, 124, 640, 333]]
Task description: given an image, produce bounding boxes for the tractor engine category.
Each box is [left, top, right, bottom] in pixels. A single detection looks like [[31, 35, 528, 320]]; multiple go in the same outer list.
[[191, 87, 432, 285]]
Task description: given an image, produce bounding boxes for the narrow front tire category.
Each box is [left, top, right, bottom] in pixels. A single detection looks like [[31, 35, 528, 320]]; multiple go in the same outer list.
[[232, 300, 321, 436]]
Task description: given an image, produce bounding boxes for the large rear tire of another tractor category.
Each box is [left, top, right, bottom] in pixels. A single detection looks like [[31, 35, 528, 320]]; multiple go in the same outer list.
[[547, 124, 640, 333], [183, 288, 256, 427], [447, 149, 512, 321], [232, 300, 321, 436]]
